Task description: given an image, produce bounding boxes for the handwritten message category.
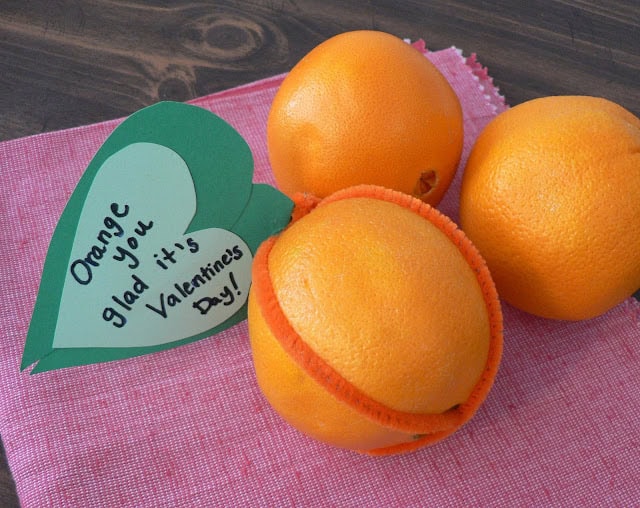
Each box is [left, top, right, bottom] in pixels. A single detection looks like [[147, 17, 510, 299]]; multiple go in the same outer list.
[[52, 142, 252, 349], [65, 200, 248, 330]]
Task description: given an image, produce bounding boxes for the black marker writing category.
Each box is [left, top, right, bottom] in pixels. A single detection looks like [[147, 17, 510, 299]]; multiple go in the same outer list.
[[192, 272, 241, 314], [70, 203, 129, 284], [69, 203, 153, 285], [102, 274, 149, 327], [143, 245, 246, 320], [154, 237, 200, 270]]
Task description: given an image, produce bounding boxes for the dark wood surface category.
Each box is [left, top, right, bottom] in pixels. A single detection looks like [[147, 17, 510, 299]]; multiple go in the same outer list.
[[0, 1, 638, 504]]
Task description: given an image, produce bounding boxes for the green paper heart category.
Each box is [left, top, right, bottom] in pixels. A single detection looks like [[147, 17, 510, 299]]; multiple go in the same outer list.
[[22, 102, 293, 373]]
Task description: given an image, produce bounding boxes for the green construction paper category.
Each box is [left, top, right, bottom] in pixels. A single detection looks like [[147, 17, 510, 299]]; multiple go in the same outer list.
[[22, 101, 294, 373], [231, 184, 296, 252]]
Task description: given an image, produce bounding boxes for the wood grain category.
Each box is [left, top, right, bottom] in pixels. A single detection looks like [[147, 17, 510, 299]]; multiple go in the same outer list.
[[0, 0, 638, 141], [0, 440, 19, 507], [0, 1, 638, 504]]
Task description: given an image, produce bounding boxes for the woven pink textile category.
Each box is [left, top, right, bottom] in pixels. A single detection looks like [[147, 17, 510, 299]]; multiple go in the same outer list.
[[1, 45, 639, 507]]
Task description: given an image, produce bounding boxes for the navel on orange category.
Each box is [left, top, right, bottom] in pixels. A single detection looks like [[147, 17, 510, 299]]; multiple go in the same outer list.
[[248, 185, 502, 455], [267, 31, 463, 205], [459, 96, 640, 320]]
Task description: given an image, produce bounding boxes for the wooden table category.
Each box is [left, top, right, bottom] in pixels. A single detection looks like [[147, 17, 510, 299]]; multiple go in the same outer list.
[[1, 1, 638, 504]]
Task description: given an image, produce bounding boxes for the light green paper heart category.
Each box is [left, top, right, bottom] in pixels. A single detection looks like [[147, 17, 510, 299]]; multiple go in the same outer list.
[[54, 142, 253, 349]]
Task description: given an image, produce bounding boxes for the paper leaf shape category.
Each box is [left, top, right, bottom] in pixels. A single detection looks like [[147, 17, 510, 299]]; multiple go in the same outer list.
[[22, 102, 293, 373]]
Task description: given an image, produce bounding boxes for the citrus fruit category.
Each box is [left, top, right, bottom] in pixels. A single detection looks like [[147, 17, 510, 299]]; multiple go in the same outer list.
[[459, 95, 640, 320], [248, 185, 502, 455], [266, 30, 463, 206]]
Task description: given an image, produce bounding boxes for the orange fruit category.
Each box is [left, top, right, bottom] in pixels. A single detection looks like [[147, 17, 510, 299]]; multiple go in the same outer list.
[[459, 95, 640, 320], [266, 30, 463, 206], [248, 185, 502, 455]]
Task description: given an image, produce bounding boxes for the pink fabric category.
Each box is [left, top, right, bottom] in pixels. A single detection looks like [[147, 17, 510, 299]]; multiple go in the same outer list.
[[1, 45, 639, 507]]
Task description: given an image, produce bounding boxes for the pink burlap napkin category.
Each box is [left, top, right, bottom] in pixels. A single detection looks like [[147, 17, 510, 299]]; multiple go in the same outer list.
[[1, 43, 639, 507]]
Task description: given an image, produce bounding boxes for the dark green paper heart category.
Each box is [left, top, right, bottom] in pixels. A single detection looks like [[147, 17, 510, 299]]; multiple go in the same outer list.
[[22, 101, 293, 374]]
